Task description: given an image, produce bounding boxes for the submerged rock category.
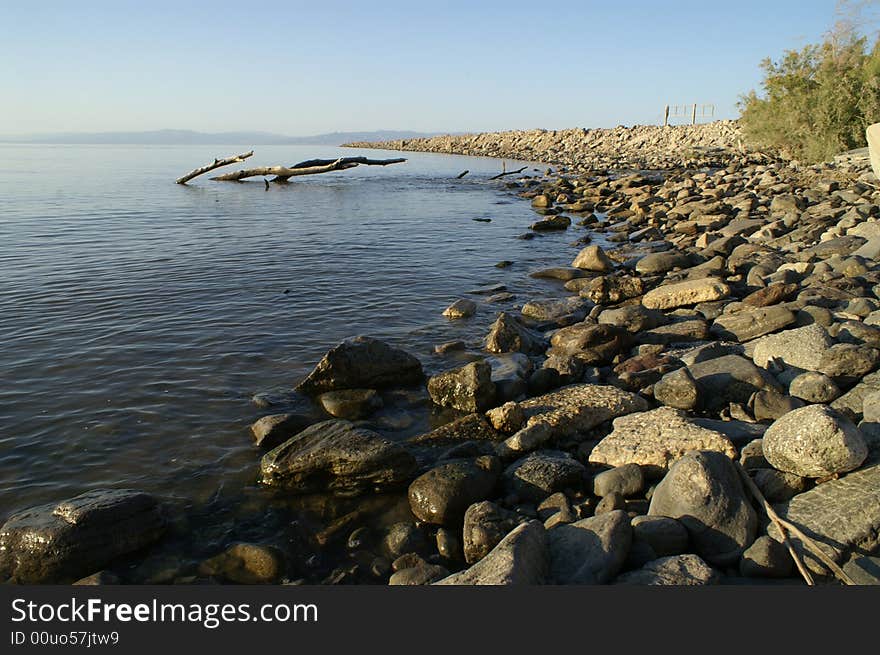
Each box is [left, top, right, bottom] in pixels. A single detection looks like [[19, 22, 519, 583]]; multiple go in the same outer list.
[[198, 543, 284, 584], [296, 336, 424, 394], [442, 299, 477, 319], [260, 420, 417, 494], [319, 389, 383, 420], [0, 489, 165, 584]]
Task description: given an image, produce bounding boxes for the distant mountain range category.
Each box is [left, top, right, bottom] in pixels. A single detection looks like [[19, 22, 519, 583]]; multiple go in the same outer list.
[[0, 129, 439, 145]]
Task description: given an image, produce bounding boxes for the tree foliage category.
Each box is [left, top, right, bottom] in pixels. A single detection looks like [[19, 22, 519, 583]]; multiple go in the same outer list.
[[739, 26, 880, 161]]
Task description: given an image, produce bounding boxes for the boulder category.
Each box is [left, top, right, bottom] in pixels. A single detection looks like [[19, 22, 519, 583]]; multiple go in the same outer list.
[[0, 490, 165, 583], [789, 371, 841, 404], [652, 367, 700, 410], [572, 245, 614, 272], [648, 450, 757, 566], [518, 384, 650, 438], [686, 354, 782, 412], [768, 461, 880, 575], [548, 322, 630, 363], [427, 360, 496, 412], [251, 410, 323, 449], [389, 563, 450, 585], [635, 251, 690, 275], [592, 463, 644, 498], [589, 407, 737, 476], [710, 306, 796, 342], [485, 312, 546, 354], [503, 451, 586, 501], [762, 404, 867, 478], [581, 275, 644, 304], [435, 520, 547, 585], [408, 456, 501, 526], [598, 305, 667, 333], [614, 554, 719, 585], [318, 389, 383, 420], [630, 516, 689, 556], [462, 501, 520, 564], [817, 344, 880, 379], [408, 413, 502, 447], [296, 336, 423, 394], [485, 402, 526, 434], [521, 296, 590, 323], [548, 510, 632, 584], [442, 299, 477, 319], [198, 543, 283, 584], [260, 420, 418, 494], [751, 324, 832, 371], [642, 278, 730, 310]]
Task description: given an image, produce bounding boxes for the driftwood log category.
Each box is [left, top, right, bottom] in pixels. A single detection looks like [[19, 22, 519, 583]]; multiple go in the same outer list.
[[489, 162, 528, 180], [210, 156, 406, 183], [176, 151, 254, 184]]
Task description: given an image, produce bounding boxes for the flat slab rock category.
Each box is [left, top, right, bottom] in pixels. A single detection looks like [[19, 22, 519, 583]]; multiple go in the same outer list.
[[768, 460, 880, 576], [0, 489, 165, 583], [642, 278, 730, 310], [589, 407, 737, 475], [519, 383, 650, 438]]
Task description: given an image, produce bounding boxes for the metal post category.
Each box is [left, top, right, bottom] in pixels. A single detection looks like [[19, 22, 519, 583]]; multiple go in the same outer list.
[[692, 103, 697, 125], [664, 105, 669, 127]]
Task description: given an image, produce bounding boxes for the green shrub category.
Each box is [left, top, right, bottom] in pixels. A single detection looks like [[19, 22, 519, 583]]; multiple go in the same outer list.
[[739, 31, 880, 161]]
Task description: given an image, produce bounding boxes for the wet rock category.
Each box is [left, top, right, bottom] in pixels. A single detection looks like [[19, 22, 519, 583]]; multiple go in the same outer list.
[[710, 306, 796, 342], [408, 414, 502, 447], [198, 543, 283, 584], [752, 324, 832, 371], [519, 383, 650, 438], [442, 299, 477, 319], [436, 528, 460, 560], [435, 520, 547, 585], [521, 296, 590, 322], [486, 401, 526, 434], [739, 536, 794, 579], [408, 456, 501, 525], [0, 490, 165, 584], [530, 267, 589, 281], [750, 468, 809, 503], [589, 407, 736, 476], [548, 322, 630, 364], [571, 245, 614, 272], [383, 522, 428, 559], [592, 463, 644, 498], [296, 336, 424, 394], [630, 516, 689, 556], [251, 410, 323, 449], [260, 420, 418, 494], [435, 340, 466, 354], [485, 312, 546, 354], [389, 563, 450, 585], [642, 278, 730, 310], [463, 501, 520, 564], [503, 451, 586, 502], [648, 450, 757, 566], [762, 404, 867, 478], [427, 360, 497, 412], [548, 510, 632, 584], [318, 389, 383, 420], [789, 371, 841, 403], [615, 553, 720, 585], [531, 215, 571, 231]]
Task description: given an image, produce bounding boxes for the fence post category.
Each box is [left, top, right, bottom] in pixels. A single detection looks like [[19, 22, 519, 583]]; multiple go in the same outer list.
[[691, 103, 697, 125], [663, 105, 669, 127]]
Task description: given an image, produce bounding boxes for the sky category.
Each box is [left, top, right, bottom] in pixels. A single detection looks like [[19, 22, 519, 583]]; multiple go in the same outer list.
[[0, 0, 868, 136]]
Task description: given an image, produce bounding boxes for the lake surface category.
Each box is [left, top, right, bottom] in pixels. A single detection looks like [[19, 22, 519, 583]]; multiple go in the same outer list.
[[0, 143, 585, 580]]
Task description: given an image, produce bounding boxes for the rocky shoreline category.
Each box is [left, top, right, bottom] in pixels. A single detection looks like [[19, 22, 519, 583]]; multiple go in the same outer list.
[[2, 125, 880, 586]]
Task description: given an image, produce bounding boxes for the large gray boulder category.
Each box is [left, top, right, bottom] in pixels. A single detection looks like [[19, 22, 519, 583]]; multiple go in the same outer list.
[[769, 461, 880, 576], [648, 451, 757, 566], [260, 420, 417, 493], [588, 407, 736, 476], [407, 456, 501, 526], [296, 336, 423, 394], [710, 306, 796, 342], [427, 360, 497, 412], [547, 510, 632, 584], [614, 554, 720, 585], [0, 490, 165, 583], [435, 520, 547, 585], [762, 404, 867, 478], [751, 324, 832, 371]]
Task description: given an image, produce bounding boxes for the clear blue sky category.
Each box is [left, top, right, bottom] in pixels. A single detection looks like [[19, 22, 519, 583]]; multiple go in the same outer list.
[[0, 0, 858, 135]]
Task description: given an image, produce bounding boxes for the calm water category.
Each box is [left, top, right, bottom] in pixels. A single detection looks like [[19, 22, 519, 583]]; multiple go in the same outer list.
[[0, 143, 587, 579]]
